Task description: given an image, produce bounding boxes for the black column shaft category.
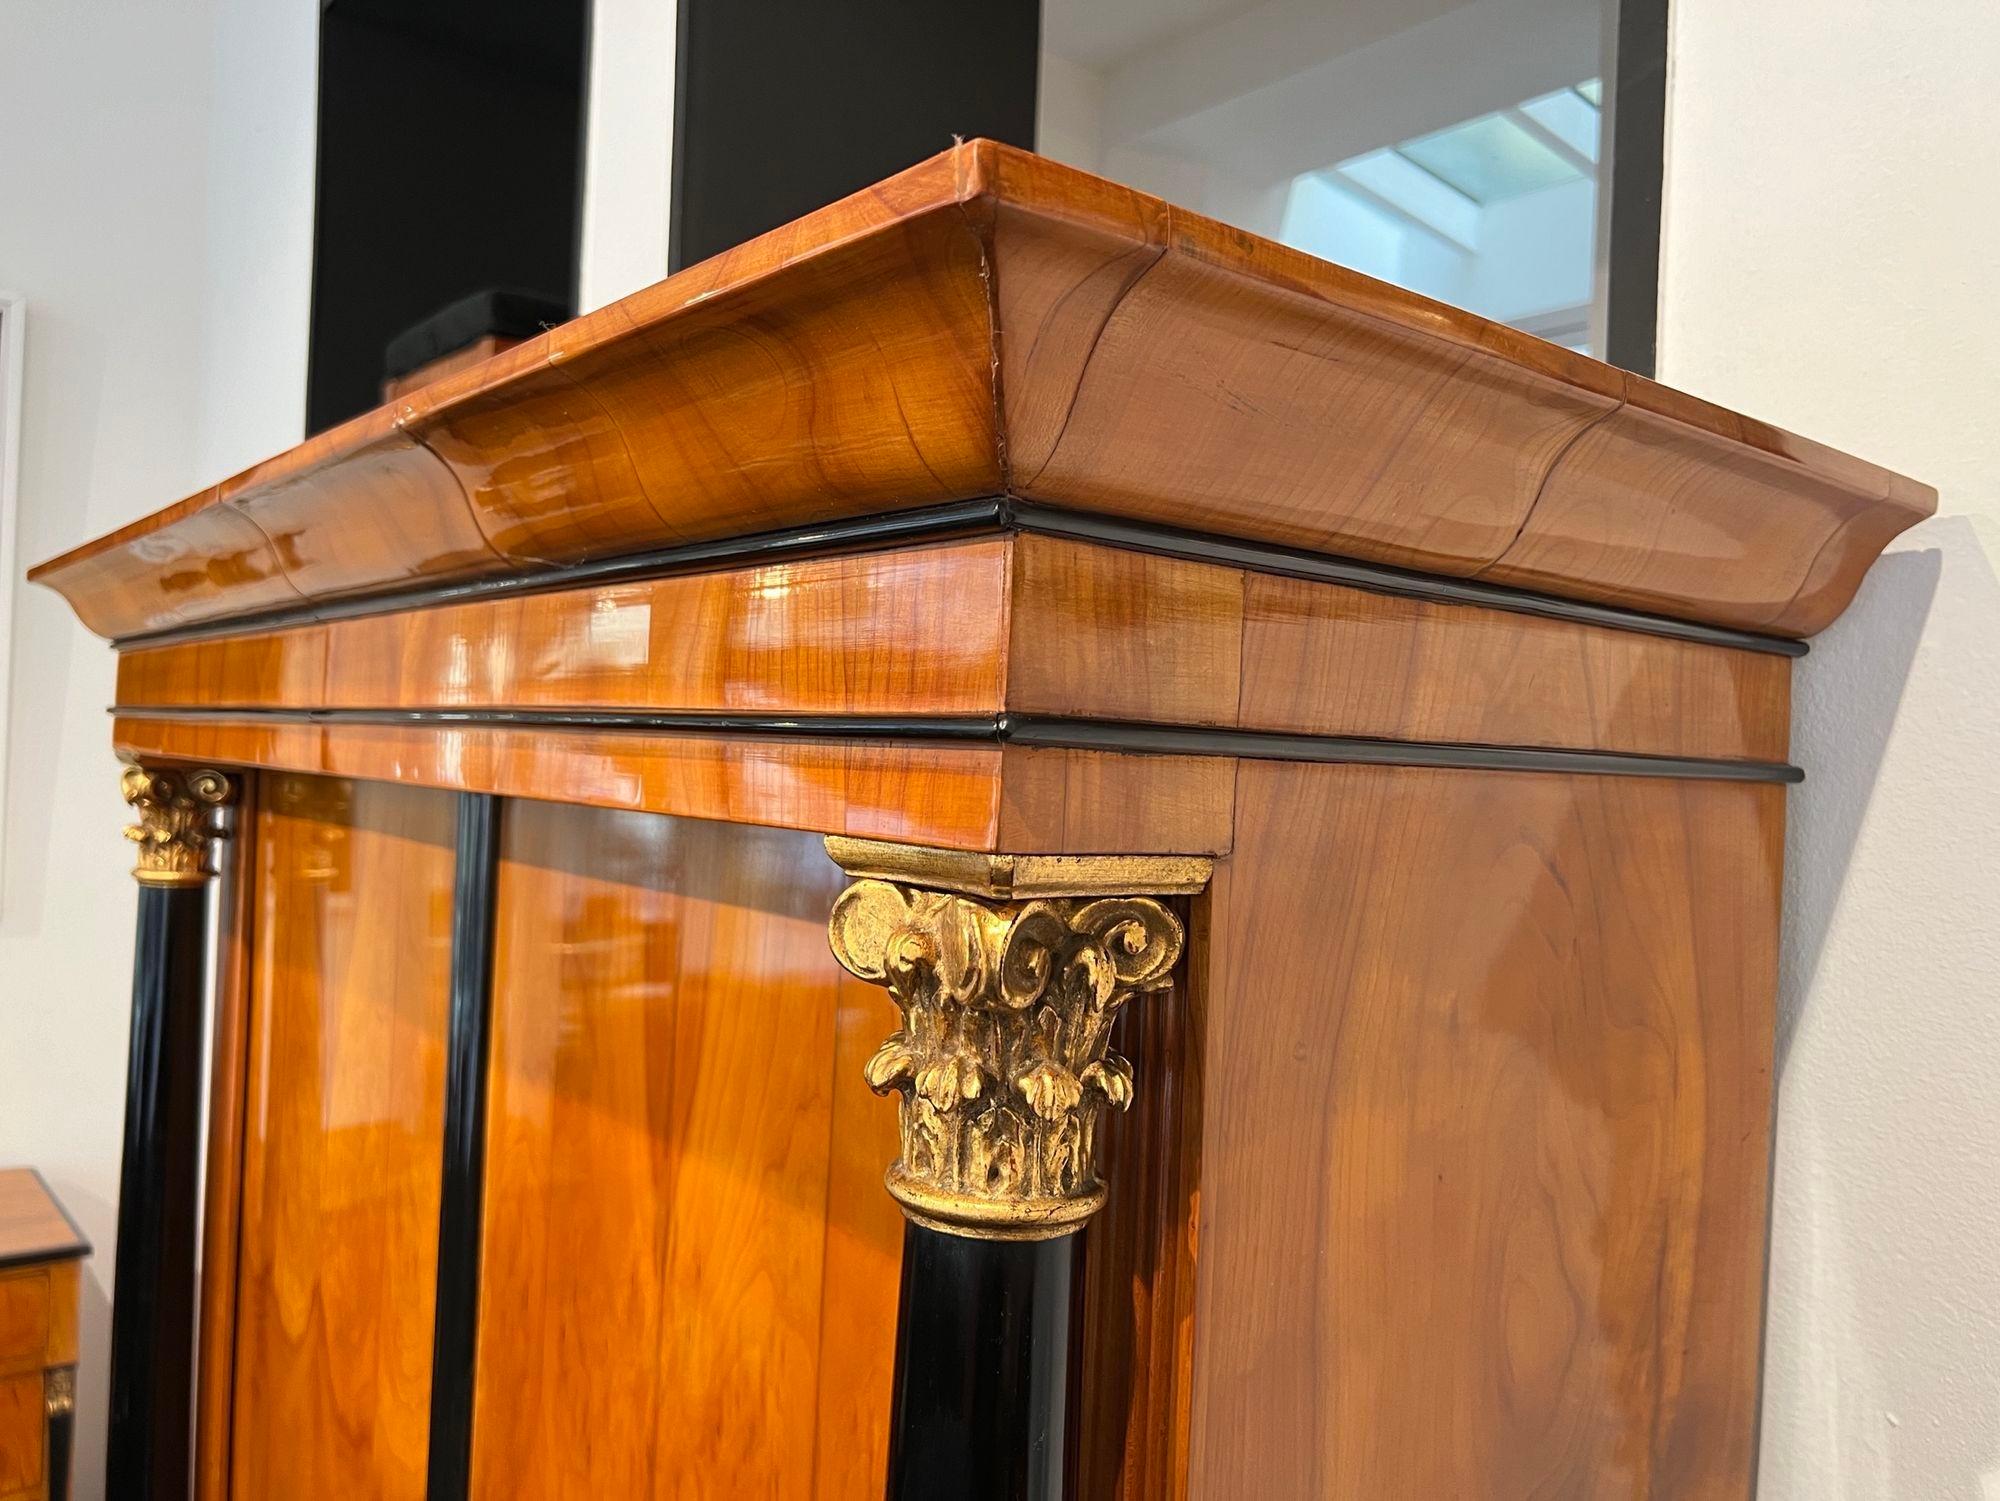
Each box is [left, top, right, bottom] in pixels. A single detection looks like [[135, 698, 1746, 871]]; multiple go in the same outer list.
[[885, 1224, 1075, 1501], [425, 792, 502, 1501], [106, 883, 210, 1500]]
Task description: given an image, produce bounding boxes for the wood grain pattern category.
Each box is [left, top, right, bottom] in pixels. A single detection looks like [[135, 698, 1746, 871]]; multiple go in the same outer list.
[[114, 534, 1790, 764], [31, 143, 1929, 642], [1187, 761, 1783, 1498], [0, 1277, 50, 1375], [195, 775, 258, 1501], [117, 541, 1016, 717], [468, 806, 902, 1501], [1006, 537, 1243, 728], [1075, 923, 1204, 1501], [108, 718, 1237, 856], [1235, 572, 1793, 761], [976, 144, 1931, 636], [229, 775, 455, 1501], [0, 1369, 42, 1498], [0, 1175, 84, 1268]]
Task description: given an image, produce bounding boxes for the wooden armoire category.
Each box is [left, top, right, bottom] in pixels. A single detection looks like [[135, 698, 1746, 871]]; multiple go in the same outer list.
[[31, 142, 1931, 1500]]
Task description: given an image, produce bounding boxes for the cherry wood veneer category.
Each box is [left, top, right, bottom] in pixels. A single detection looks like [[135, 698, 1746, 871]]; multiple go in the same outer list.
[[32, 143, 1929, 642], [1187, 762, 1783, 1498], [110, 716, 1237, 857], [32, 139, 1928, 1501], [114, 533, 1790, 767], [229, 776, 455, 1501], [470, 807, 903, 1500]]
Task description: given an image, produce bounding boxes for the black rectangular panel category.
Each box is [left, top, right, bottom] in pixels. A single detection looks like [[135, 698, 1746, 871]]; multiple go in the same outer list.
[[307, 0, 588, 433], [670, 0, 1040, 271]]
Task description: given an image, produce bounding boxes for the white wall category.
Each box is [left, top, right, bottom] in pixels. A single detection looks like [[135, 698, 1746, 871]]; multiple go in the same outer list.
[[576, 0, 678, 311], [0, 4, 315, 1496], [1658, 3, 2000, 1495]]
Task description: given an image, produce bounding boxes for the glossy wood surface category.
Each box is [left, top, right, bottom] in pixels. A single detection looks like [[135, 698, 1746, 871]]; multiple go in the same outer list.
[[0, 1175, 84, 1268], [1075, 937, 1204, 1501], [114, 534, 1790, 764], [0, 1366, 42, 1499], [1187, 761, 1783, 1498], [1232, 569, 1792, 761], [116, 541, 1016, 717], [230, 775, 455, 1501], [0, 1175, 83, 1501], [469, 805, 903, 1500], [32, 142, 1929, 641], [195, 778, 257, 1501], [0, 1263, 78, 1379], [109, 717, 1236, 856]]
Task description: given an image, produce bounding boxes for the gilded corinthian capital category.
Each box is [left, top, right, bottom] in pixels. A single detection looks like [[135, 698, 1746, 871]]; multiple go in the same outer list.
[[825, 838, 1207, 1241], [120, 764, 235, 887]]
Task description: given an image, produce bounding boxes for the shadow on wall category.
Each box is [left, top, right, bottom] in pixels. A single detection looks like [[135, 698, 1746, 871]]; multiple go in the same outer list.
[[1773, 539, 1940, 1072], [1764, 512, 2000, 1501]]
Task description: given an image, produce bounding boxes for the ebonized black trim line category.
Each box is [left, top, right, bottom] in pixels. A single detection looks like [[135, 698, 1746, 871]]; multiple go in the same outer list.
[[0, 1248, 89, 1275], [112, 706, 1805, 784], [110, 496, 1806, 658], [425, 793, 502, 1501]]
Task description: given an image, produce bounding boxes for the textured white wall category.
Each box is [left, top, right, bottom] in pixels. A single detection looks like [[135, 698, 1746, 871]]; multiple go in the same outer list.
[[1658, 2, 2000, 1495], [0, 4, 315, 1496]]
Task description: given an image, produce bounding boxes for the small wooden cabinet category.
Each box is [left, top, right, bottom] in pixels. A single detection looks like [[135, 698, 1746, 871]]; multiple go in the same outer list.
[[0, 1173, 85, 1501]]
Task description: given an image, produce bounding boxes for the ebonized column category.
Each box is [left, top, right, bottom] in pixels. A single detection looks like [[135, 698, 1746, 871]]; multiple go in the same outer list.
[[46, 1367, 75, 1501], [108, 765, 234, 1501], [426, 792, 502, 1501], [824, 839, 1208, 1501]]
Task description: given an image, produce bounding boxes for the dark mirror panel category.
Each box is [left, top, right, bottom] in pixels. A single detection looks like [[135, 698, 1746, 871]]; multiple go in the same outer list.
[[307, 0, 589, 434], [669, 0, 1040, 273]]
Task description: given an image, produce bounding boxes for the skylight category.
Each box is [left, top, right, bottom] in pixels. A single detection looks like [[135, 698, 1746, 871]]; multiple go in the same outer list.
[[1400, 112, 1581, 205], [1325, 81, 1602, 237]]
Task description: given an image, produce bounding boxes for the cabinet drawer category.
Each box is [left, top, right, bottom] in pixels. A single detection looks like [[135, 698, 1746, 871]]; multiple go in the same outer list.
[[0, 1276, 48, 1371], [0, 1369, 42, 1496]]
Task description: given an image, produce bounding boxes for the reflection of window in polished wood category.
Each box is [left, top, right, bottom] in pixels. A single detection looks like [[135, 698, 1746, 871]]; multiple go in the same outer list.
[[469, 805, 902, 1499], [229, 776, 455, 1501], [114, 534, 1790, 762], [28, 139, 1932, 1501], [31, 141, 1930, 642], [110, 714, 1240, 857]]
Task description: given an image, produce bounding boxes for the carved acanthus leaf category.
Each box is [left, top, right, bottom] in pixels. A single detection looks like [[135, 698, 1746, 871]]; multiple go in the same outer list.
[[828, 879, 1183, 1240]]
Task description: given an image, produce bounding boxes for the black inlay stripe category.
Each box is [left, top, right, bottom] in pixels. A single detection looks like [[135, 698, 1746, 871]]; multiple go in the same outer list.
[[426, 793, 502, 1501], [112, 705, 1805, 783], [109, 496, 1806, 658]]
